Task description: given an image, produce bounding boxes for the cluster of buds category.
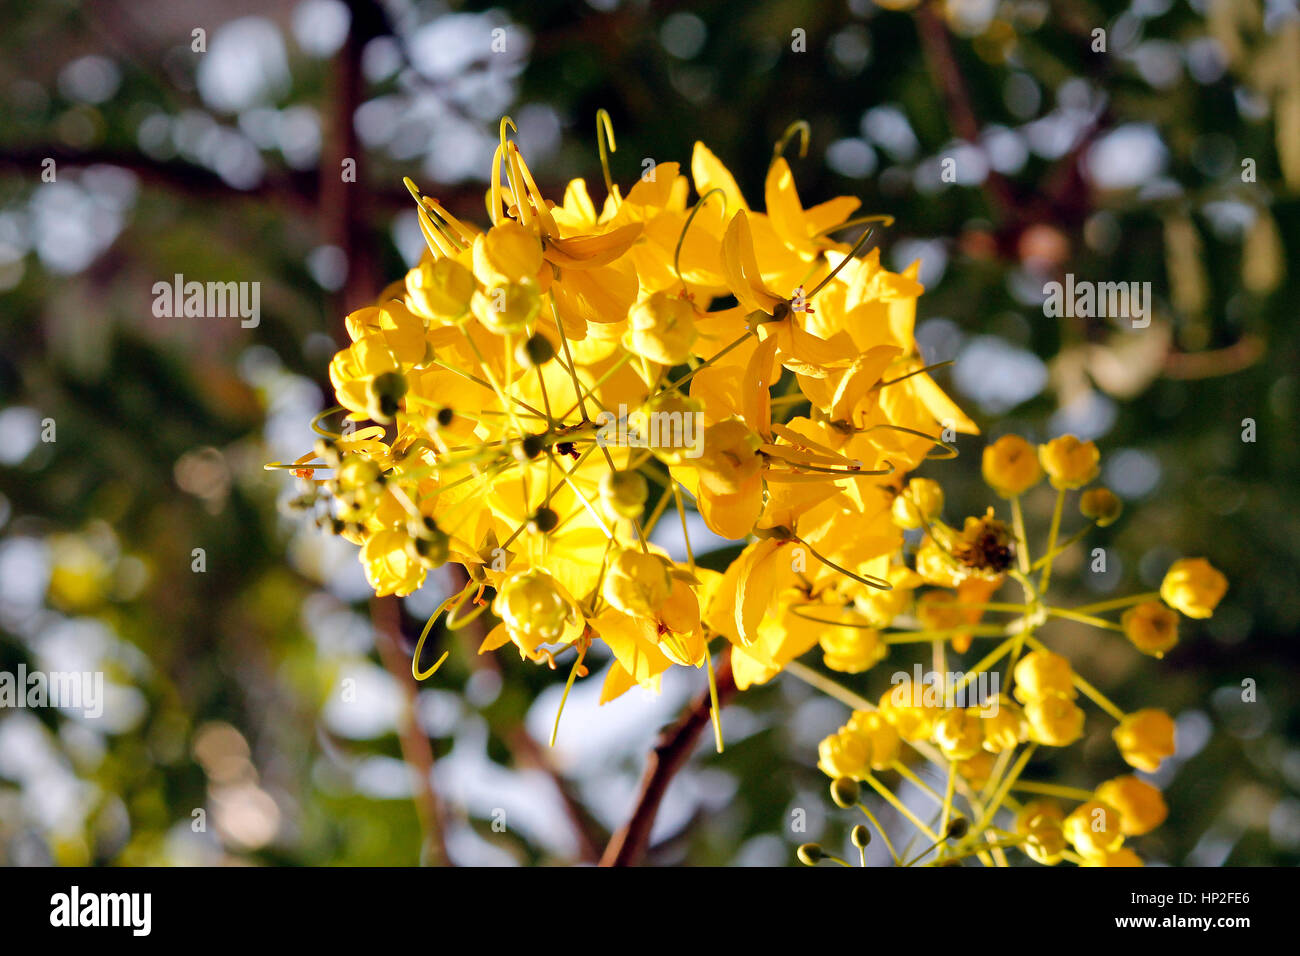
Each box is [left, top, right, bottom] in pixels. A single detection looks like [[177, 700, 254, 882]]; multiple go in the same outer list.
[[804, 433, 1227, 866]]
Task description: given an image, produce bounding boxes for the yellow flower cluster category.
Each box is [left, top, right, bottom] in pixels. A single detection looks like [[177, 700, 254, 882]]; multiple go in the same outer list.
[[278, 116, 974, 719], [804, 432, 1227, 867]]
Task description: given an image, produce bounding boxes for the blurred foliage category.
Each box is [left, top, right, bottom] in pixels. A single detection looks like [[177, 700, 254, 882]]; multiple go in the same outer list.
[[0, 0, 1297, 866]]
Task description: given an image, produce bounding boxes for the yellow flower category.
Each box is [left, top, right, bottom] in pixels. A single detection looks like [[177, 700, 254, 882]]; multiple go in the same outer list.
[[818, 711, 899, 778], [493, 570, 576, 651], [361, 529, 426, 597], [1038, 434, 1100, 490], [1122, 601, 1179, 658], [933, 708, 984, 761], [819, 626, 887, 674], [1024, 694, 1085, 747], [879, 679, 941, 741], [981, 434, 1043, 497], [980, 696, 1027, 753], [1160, 558, 1227, 619], [1095, 775, 1168, 836], [601, 549, 673, 619], [1063, 800, 1124, 859], [844, 710, 900, 771], [951, 508, 1015, 580], [1012, 649, 1077, 703], [1113, 708, 1176, 772], [1016, 800, 1066, 865]]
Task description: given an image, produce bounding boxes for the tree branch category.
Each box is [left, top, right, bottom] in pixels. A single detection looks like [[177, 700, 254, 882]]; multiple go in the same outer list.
[[600, 651, 736, 867]]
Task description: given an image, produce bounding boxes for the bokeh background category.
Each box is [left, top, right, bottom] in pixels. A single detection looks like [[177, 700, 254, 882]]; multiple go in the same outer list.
[[1, 0, 1297, 866]]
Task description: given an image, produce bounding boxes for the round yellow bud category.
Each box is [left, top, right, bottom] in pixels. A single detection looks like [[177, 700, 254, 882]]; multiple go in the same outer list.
[[980, 696, 1027, 753], [1159, 558, 1227, 619], [1063, 800, 1124, 859], [1079, 487, 1122, 527], [934, 708, 984, 761], [623, 291, 699, 366], [819, 626, 887, 674], [493, 570, 571, 646], [1024, 694, 1085, 747], [981, 434, 1043, 498], [1095, 775, 1168, 836], [599, 470, 649, 521], [1113, 708, 1176, 772], [1016, 800, 1067, 866], [879, 679, 946, 741], [601, 549, 673, 618], [1122, 601, 1179, 658], [817, 727, 872, 780], [407, 257, 475, 324], [844, 710, 901, 770], [890, 477, 945, 529], [1038, 434, 1100, 490], [1012, 649, 1077, 703]]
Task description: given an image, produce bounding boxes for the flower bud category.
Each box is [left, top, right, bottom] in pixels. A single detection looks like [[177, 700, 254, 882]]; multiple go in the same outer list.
[[830, 776, 860, 809], [599, 469, 648, 520], [1112, 708, 1175, 772], [493, 570, 571, 646], [1024, 694, 1085, 747], [517, 332, 555, 367], [1063, 800, 1124, 859], [1159, 558, 1227, 619], [981, 434, 1042, 498], [1122, 601, 1179, 658], [601, 548, 673, 618], [1038, 434, 1100, 490], [1012, 649, 1077, 703], [819, 626, 886, 674], [1095, 775, 1168, 836], [796, 844, 824, 866], [368, 370, 408, 423]]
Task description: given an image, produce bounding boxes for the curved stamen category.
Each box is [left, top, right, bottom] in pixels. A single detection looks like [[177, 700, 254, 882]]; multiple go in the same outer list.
[[774, 120, 811, 160], [595, 108, 619, 206], [674, 187, 727, 289]]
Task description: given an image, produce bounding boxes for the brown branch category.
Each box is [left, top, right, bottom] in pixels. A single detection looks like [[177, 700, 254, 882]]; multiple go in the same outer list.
[[370, 595, 452, 865], [600, 650, 736, 867], [913, 1, 1018, 222]]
